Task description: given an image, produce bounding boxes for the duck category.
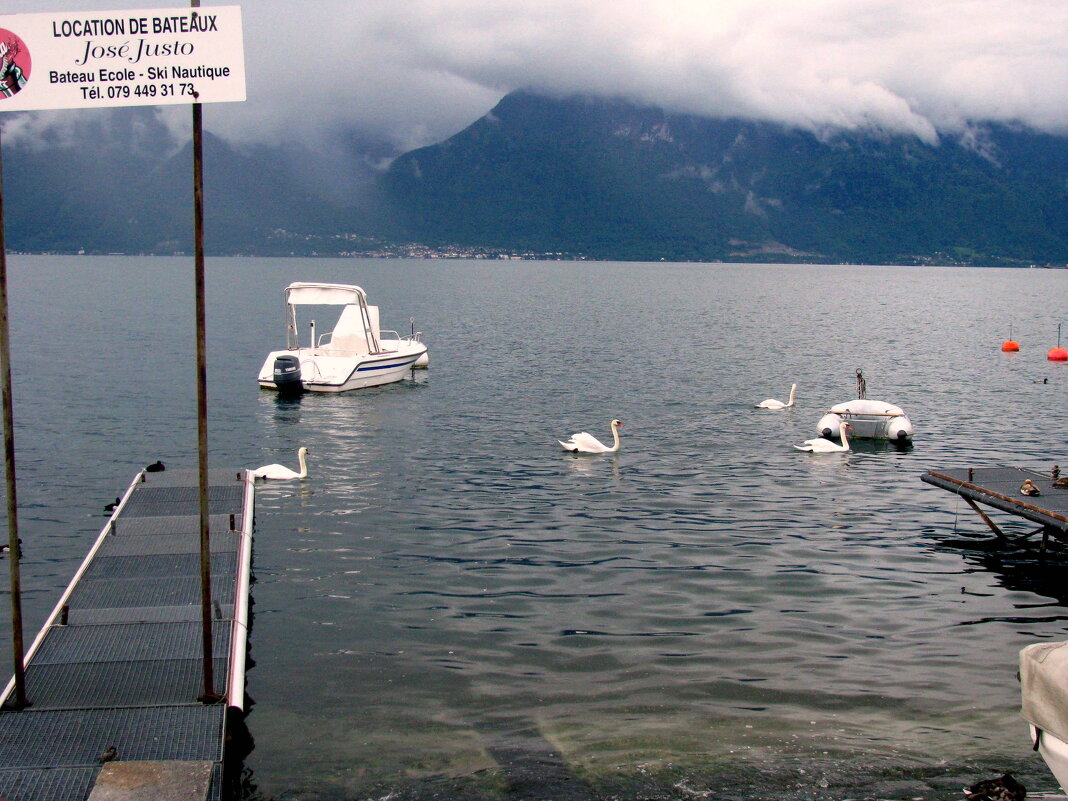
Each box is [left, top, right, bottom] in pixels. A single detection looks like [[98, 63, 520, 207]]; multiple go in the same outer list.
[[251, 447, 310, 480], [1020, 479, 1041, 496], [794, 422, 852, 453], [104, 497, 120, 512], [964, 772, 1025, 801], [145, 460, 165, 473], [559, 419, 623, 454], [756, 383, 796, 410]]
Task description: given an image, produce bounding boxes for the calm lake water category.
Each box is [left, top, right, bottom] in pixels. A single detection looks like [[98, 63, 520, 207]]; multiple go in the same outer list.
[[2, 256, 1068, 800]]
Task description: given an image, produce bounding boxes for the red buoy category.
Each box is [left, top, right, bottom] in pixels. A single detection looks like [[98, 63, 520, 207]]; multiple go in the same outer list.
[[1050, 324, 1068, 361], [1001, 324, 1019, 352]]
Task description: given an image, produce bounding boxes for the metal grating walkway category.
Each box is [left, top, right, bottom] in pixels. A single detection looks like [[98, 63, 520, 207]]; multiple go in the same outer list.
[[922, 465, 1068, 535], [0, 468, 254, 801]]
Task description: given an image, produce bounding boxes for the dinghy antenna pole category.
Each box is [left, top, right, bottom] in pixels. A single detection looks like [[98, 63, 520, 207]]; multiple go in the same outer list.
[[0, 124, 29, 710], [190, 0, 219, 704]]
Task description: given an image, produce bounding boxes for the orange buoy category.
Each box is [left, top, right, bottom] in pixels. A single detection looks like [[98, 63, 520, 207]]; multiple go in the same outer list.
[[1001, 323, 1020, 352], [1050, 324, 1068, 361]]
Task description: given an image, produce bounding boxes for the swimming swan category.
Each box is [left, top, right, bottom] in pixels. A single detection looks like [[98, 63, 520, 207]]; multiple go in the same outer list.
[[794, 423, 852, 453], [252, 447, 310, 480], [559, 419, 623, 453], [756, 383, 796, 409]]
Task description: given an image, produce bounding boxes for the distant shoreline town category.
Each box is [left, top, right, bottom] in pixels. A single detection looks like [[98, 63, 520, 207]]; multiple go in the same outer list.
[[9, 244, 1066, 268]]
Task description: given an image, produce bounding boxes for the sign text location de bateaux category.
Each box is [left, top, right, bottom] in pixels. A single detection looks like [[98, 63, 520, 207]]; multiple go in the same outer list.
[[0, 6, 245, 112]]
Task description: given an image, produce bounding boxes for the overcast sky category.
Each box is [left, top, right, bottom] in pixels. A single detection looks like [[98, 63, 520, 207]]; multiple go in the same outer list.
[[9, 0, 1068, 151]]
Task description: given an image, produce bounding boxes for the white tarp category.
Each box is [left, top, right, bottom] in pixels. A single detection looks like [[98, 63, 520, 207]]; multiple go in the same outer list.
[[285, 282, 367, 306], [1021, 641, 1068, 744]]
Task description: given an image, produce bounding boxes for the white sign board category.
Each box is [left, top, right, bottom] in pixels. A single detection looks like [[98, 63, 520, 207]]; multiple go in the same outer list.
[[0, 6, 245, 112]]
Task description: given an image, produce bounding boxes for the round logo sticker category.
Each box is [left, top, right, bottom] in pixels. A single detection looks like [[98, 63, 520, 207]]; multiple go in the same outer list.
[[0, 30, 31, 99]]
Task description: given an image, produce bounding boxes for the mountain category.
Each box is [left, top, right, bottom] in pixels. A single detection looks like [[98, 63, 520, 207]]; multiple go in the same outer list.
[[377, 91, 1068, 265], [2, 107, 385, 255], [5, 93, 1068, 265]]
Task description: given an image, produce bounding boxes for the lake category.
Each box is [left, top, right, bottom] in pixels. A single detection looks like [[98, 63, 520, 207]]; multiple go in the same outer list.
[[1, 256, 1067, 800]]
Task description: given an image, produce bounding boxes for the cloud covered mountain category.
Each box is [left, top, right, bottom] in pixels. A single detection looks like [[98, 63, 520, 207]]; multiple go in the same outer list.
[[6, 91, 1068, 265], [377, 91, 1068, 264]]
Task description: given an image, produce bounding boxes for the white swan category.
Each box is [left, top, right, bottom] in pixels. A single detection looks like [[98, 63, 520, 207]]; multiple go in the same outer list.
[[252, 447, 310, 480], [756, 383, 796, 409], [794, 423, 852, 453], [559, 419, 623, 453]]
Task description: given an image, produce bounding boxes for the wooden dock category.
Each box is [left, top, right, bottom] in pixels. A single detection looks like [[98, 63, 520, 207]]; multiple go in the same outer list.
[[0, 467, 254, 801], [921, 465, 1068, 544]]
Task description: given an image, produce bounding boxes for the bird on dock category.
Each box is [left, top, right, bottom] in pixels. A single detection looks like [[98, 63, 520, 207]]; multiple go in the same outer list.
[[756, 383, 797, 409], [1050, 465, 1068, 488], [251, 447, 310, 480], [97, 746, 117, 763], [964, 772, 1025, 801], [794, 423, 852, 453], [104, 497, 120, 512], [145, 460, 165, 472], [559, 419, 623, 454], [1021, 479, 1041, 496]]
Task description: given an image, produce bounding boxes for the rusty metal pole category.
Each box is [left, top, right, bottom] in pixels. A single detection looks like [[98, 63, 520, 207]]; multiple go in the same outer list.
[[0, 126, 28, 710], [191, 0, 218, 704], [193, 97, 217, 703]]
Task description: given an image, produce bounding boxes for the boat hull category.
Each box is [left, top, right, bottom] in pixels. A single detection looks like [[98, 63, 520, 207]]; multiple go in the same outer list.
[[1031, 724, 1068, 794], [258, 341, 427, 393], [1021, 641, 1068, 794], [817, 399, 914, 441]]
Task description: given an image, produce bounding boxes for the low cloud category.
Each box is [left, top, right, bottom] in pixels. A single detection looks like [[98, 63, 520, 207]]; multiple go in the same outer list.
[[8, 0, 1068, 152]]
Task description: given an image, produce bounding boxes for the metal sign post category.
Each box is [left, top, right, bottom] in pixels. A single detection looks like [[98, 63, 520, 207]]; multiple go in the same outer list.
[[0, 125, 28, 710], [0, 5, 245, 706], [189, 0, 218, 697]]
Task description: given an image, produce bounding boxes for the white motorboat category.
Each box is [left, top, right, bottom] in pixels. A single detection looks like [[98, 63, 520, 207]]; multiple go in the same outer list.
[[1020, 640, 1068, 793], [257, 282, 427, 394], [815, 369, 914, 442]]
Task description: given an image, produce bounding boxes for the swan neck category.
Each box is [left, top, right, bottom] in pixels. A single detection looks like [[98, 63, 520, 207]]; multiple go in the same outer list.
[[787, 384, 796, 406], [298, 449, 307, 477], [611, 424, 620, 452]]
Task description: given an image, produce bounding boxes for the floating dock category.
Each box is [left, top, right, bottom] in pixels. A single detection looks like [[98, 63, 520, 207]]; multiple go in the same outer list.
[[921, 465, 1068, 544], [0, 467, 254, 801]]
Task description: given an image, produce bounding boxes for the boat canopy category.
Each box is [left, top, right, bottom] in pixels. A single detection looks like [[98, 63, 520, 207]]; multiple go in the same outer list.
[[284, 282, 368, 306], [283, 282, 378, 352]]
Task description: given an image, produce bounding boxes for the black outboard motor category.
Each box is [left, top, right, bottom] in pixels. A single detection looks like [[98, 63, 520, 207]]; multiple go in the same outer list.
[[273, 354, 303, 396]]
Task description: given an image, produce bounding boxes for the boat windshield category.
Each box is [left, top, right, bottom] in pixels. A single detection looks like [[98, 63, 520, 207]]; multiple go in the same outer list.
[[283, 283, 380, 353]]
